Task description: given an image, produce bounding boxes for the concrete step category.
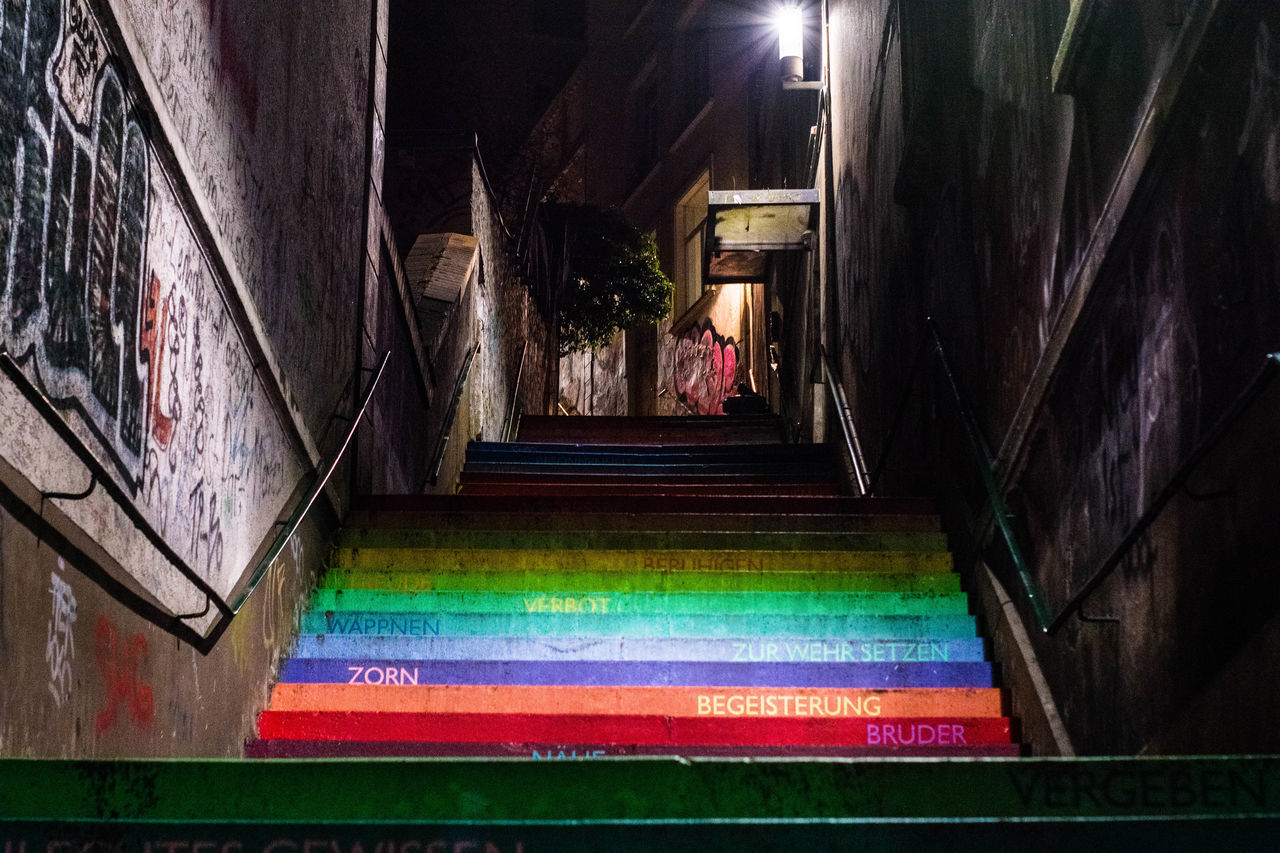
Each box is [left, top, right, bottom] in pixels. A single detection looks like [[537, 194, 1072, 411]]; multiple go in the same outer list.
[[15, 756, 1275, 844], [255, 710, 1013, 750], [457, 480, 846, 496], [352, 493, 939, 517], [310, 588, 972, 616], [243, 738, 1024, 758], [319, 568, 962, 594], [277, 658, 995, 688], [334, 527, 950, 553], [515, 414, 786, 444], [302, 610, 978, 638], [289, 635, 987, 662], [265, 683, 1005, 716], [331, 546, 955, 573]]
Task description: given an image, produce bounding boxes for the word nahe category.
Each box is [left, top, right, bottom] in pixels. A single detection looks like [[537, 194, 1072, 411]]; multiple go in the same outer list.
[[324, 615, 440, 636], [866, 723, 966, 746], [23, 838, 523, 853], [531, 749, 607, 760], [524, 596, 610, 613], [347, 666, 419, 685], [698, 694, 881, 717], [641, 554, 765, 572], [731, 641, 950, 663]]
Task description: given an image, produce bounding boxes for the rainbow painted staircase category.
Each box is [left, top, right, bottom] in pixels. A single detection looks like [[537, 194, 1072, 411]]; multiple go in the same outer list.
[[6, 418, 1279, 846], [247, 414, 1018, 758]]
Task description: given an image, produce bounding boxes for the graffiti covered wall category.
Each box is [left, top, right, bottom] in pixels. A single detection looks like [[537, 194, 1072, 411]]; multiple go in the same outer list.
[[824, 0, 1280, 753], [0, 0, 379, 754]]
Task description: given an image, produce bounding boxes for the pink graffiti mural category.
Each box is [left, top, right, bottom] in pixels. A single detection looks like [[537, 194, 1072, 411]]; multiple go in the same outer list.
[[673, 323, 739, 415]]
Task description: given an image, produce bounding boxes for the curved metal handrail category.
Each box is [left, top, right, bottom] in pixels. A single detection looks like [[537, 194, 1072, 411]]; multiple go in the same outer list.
[[1044, 350, 1280, 633], [0, 346, 389, 653], [871, 319, 1280, 635]]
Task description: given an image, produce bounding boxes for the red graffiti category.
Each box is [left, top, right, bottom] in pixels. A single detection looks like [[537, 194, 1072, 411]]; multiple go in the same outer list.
[[141, 273, 176, 449], [673, 324, 739, 414], [94, 615, 154, 734]]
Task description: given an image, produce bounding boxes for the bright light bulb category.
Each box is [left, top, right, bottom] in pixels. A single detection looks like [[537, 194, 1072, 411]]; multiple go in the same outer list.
[[776, 5, 804, 62]]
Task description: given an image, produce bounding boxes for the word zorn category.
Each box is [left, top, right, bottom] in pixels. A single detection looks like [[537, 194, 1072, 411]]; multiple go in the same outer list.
[[346, 666, 420, 685]]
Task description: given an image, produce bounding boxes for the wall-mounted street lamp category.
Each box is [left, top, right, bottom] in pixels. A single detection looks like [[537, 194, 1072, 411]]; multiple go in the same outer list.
[[776, 5, 804, 83]]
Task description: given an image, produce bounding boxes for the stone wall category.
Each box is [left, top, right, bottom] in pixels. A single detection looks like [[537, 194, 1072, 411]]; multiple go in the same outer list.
[[0, 0, 386, 755], [824, 0, 1280, 753]]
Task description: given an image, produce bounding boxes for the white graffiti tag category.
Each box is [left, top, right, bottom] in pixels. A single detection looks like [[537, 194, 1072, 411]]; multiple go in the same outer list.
[[46, 562, 77, 708]]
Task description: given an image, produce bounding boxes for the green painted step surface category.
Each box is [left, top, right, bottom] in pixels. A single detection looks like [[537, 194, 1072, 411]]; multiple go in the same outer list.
[[311, 588, 971, 616], [3, 757, 1276, 822], [336, 528, 949, 552], [320, 568, 962, 594], [333, 547, 954, 573], [302, 610, 977, 638]]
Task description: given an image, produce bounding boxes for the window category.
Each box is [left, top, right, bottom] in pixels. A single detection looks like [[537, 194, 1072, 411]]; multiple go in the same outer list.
[[674, 170, 711, 316], [630, 77, 660, 187], [682, 26, 710, 126]]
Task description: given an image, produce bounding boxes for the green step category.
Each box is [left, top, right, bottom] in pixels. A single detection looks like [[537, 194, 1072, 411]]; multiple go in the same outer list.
[[336, 528, 949, 552], [310, 588, 971, 616], [333, 547, 954, 573], [4, 757, 1276, 850], [301, 610, 976, 638], [320, 568, 962, 594]]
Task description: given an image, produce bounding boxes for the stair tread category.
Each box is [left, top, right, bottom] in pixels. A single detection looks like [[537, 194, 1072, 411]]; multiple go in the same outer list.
[[255, 420, 1016, 759], [290, 635, 987, 662], [257, 710, 1012, 747], [267, 683, 1006, 716]]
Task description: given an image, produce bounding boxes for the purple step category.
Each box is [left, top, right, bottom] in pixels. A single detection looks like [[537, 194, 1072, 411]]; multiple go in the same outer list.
[[279, 658, 995, 688]]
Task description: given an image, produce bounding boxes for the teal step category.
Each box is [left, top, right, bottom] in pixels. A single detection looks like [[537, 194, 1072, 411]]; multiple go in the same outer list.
[[309, 588, 972, 616]]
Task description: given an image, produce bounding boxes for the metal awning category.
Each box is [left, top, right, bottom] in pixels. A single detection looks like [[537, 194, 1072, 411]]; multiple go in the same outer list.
[[705, 188, 819, 284]]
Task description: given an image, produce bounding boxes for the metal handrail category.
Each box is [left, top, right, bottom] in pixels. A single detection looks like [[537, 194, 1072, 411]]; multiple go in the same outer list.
[[224, 350, 390, 618], [925, 320, 1053, 631], [870, 319, 1280, 635], [819, 345, 870, 496], [1044, 350, 1280, 633], [503, 341, 528, 443], [1, 347, 232, 635], [427, 340, 480, 488], [0, 346, 389, 653]]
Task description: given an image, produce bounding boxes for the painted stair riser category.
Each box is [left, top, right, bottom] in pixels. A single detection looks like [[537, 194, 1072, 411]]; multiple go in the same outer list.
[[267, 683, 1005, 717], [244, 739, 1023, 758], [353, 494, 938, 516], [457, 483, 845, 496], [345, 512, 944, 534], [311, 588, 971, 616], [466, 440, 837, 459], [292, 635, 988, 663], [332, 548, 954, 573], [455, 479, 844, 499], [462, 462, 838, 477], [337, 528, 950, 552], [278, 659, 994, 688], [256, 711, 1012, 747], [320, 568, 962, 594], [302, 611, 977, 638]]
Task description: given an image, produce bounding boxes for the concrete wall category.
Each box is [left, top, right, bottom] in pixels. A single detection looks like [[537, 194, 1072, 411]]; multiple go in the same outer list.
[[822, 0, 1280, 754], [0, 0, 388, 755]]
